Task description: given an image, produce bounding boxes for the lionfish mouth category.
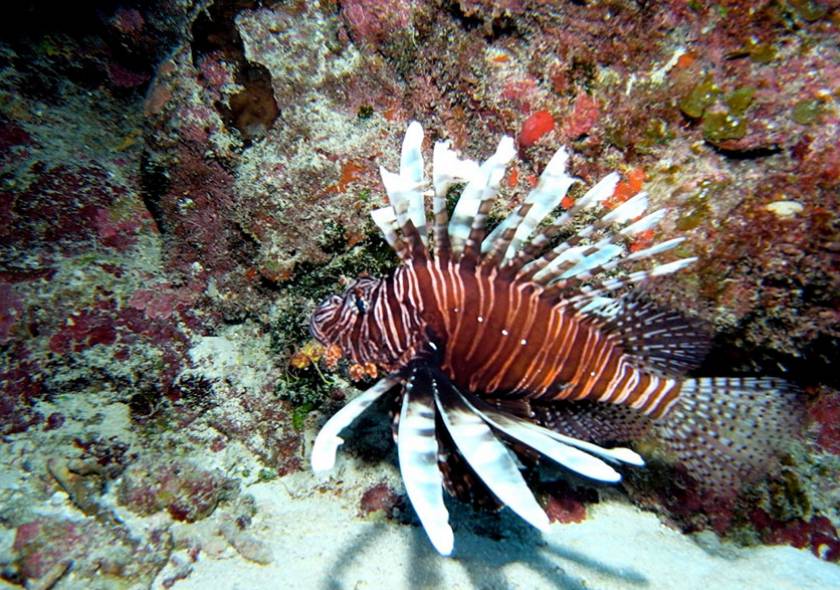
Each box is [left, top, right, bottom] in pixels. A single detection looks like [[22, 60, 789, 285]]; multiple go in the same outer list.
[[311, 368, 643, 556], [309, 294, 342, 343]]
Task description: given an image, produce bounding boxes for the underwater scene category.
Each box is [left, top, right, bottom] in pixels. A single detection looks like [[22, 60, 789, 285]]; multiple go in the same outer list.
[[1, 1, 839, 588]]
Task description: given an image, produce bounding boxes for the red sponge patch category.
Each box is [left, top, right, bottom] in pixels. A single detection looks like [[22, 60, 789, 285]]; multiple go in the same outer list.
[[519, 110, 555, 147]]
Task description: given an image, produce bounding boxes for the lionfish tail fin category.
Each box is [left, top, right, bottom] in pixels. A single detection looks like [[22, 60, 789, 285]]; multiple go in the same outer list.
[[654, 377, 805, 497]]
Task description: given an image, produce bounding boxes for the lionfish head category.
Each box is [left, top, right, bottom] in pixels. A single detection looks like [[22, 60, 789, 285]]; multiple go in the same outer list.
[[309, 276, 382, 359]]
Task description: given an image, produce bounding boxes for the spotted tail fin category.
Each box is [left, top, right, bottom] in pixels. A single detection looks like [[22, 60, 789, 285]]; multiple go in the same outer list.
[[654, 377, 804, 496], [534, 376, 804, 496]]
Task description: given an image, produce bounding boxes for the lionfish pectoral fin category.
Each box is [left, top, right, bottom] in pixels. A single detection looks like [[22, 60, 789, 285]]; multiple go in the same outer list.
[[399, 369, 454, 556], [432, 375, 550, 532], [311, 377, 399, 475], [459, 396, 626, 482], [533, 424, 645, 467]]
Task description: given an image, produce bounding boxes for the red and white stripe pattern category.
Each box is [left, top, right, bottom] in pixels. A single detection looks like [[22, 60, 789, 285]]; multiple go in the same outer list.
[[314, 254, 685, 418]]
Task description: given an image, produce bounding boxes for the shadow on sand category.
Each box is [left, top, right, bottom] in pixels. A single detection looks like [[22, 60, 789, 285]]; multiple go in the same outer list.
[[320, 501, 648, 590]]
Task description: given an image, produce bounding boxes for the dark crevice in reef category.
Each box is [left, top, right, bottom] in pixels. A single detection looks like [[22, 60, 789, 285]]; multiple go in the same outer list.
[[190, 0, 279, 145], [1, 1, 183, 98], [138, 151, 170, 235], [230, 225, 261, 268], [443, 0, 519, 40], [444, 0, 484, 31], [711, 145, 784, 160], [698, 331, 840, 391], [222, 65, 279, 142]]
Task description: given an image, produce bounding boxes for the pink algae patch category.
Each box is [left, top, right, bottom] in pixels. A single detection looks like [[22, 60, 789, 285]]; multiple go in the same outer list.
[[810, 391, 840, 455], [562, 92, 600, 139], [129, 286, 196, 321], [13, 521, 41, 552], [0, 282, 24, 344], [48, 309, 117, 354], [519, 110, 555, 147], [545, 493, 587, 524]]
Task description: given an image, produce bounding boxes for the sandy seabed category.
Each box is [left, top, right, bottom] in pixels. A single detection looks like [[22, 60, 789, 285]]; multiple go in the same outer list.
[[157, 461, 840, 590]]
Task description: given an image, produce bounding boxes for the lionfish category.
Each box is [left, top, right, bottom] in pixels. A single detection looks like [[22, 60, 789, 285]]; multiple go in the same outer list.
[[309, 122, 802, 555]]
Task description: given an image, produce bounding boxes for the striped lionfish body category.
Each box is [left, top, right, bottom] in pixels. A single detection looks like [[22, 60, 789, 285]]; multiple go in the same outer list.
[[310, 122, 802, 556]]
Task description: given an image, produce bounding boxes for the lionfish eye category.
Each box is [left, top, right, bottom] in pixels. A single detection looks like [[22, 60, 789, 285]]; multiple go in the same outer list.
[[354, 293, 367, 313]]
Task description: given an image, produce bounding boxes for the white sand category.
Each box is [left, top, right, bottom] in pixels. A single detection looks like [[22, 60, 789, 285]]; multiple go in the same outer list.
[[158, 462, 840, 590]]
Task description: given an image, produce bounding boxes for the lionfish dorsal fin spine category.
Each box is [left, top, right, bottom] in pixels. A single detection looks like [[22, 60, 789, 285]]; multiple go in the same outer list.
[[527, 192, 651, 286], [400, 121, 428, 243], [371, 206, 410, 260], [448, 135, 515, 254], [481, 149, 572, 261], [481, 203, 534, 268], [484, 146, 579, 262], [508, 171, 619, 274], [431, 140, 481, 258], [557, 256, 698, 308], [379, 167, 413, 229], [601, 190, 649, 224]]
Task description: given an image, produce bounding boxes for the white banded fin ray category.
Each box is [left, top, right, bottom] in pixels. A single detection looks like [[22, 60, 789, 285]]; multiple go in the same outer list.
[[434, 378, 550, 532], [312, 378, 399, 475], [398, 372, 453, 556], [459, 394, 624, 482]]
